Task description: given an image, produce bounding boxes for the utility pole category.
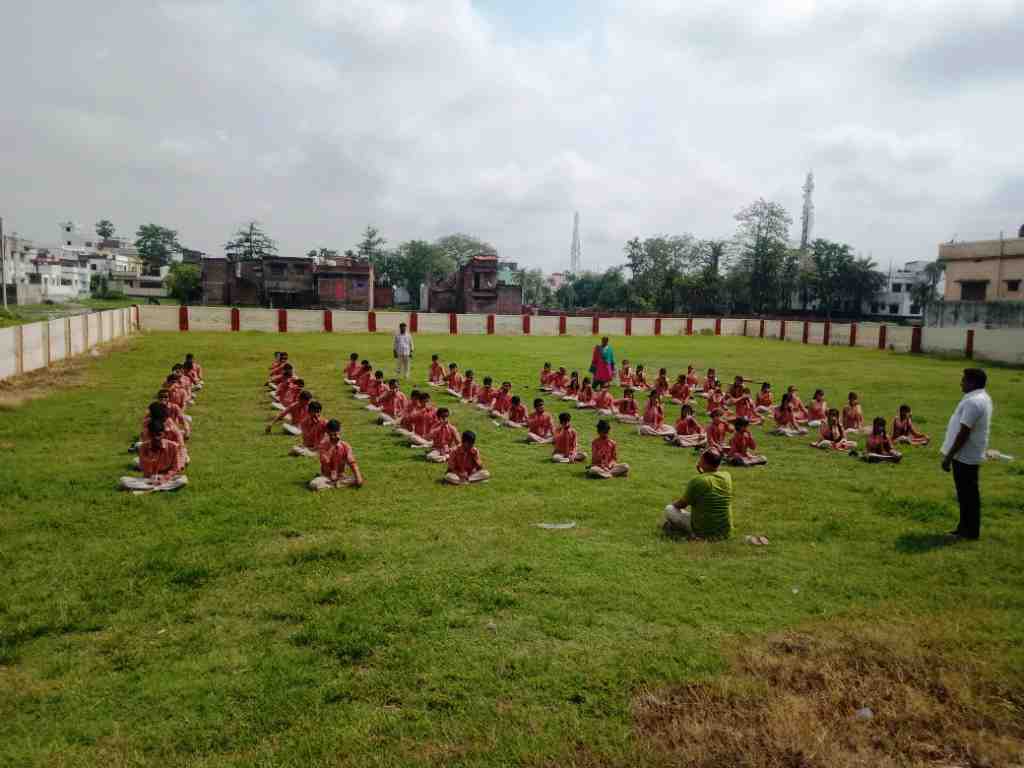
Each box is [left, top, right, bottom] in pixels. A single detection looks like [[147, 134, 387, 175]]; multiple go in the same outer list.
[[1, 216, 7, 310]]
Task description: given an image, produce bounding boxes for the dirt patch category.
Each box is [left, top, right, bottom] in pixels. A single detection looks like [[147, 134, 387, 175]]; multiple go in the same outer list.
[[0, 338, 133, 408], [632, 615, 1024, 768]]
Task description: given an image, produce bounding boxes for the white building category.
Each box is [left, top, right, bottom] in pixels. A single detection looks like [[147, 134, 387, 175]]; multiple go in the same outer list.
[[865, 260, 940, 319]]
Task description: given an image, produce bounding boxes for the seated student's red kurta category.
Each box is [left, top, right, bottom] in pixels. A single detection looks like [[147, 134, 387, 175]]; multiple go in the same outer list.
[[429, 362, 445, 383], [728, 383, 744, 400], [139, 439, 181, 478], [633, 372, 648, 389], [284, 399, 309, 426], [356, 370, 375, 393], [528, 411, 554, 436], [564, 382, 579, 398], [366, 379, 387, 401], [686, 370, 699, 386], [842, 405, 863, 429], [577, 384, 594, 404], [301, 415, 328, 449], [540, 369, 552, 387], [549, 372, 567, 390], [477, 387, 496, 407], [281, 381, 301, 407], [774, 405, 798, 427], [164, 400, 187, 430], [593, 390, 613, 410], [447, 445, 483, 477], [399, 400, 422, 430], [447, 371, 463, 391], [757, 390, 773, 408], [643, 402, 664, 427], [891, 417, 919, 439], [730, 430, 757, 456], [414, 406, 438, 438], [655, 377, 669, 394], [591, 435, 619, 469], [619, 367, 633, 386], [507, 403, 528, 424], [819, 423, 846, 444], [319, 439, 358, 481], [460, 380, 478, 400], [703, 376, 716, 391], [168, 385, 188, 410], [430, 422, 460, 453], [791, 395, 809, 418], [706, 392, 726, 414], [807, 399, 827, 421], [867, 434, 893, 454], [669, 382, 690, 401], [491, 390, 512, 413], [734, 396, 758, 420], [675, 415, 704, 435], [382, 390, 408, 417], [553, 426, 579, 455], [708, 420, 734, 446], [344, 360, 360, 379], [275, 378, 293, 402], [615, 397, 637, 416]]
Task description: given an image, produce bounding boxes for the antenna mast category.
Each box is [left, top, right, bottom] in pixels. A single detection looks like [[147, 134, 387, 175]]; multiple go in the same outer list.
[[569, 211, 582, 274]]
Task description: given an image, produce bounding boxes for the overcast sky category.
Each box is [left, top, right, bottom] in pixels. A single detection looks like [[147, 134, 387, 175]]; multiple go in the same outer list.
[[2, 0, 1022, 271]]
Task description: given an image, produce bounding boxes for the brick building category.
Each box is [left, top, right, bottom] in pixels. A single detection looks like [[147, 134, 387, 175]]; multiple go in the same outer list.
[[428, 254, 522, 314], [201, 255, 375, 309], [315, 259, 375, 310]]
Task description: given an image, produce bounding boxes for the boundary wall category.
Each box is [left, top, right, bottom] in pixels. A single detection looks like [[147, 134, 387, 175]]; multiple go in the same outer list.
[[0, 306, 140, 381], [134, 306, 1024, 366]]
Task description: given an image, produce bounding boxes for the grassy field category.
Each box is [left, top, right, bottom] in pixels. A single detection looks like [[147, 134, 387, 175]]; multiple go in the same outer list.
[[0, 298, 138, 329], [1, 331, 1023, 767]]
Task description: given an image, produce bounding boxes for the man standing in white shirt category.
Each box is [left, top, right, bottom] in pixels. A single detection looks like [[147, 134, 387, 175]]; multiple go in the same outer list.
[[393, 322, 414, 380], [940, 368, 993, 541]]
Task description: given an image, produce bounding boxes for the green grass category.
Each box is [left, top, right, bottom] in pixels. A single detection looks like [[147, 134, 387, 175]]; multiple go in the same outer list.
[[0, 297, 137, 328], [1, 332, 1023, 766]]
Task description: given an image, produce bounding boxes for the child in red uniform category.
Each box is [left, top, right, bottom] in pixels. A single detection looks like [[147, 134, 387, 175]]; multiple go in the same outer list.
[[489, 381, 513, 418], [705, 385, 731, 418], [614, 388, 640, 423], [267, 390, 312, 435], [892, 405, 930, 446], [685, 365, 699, 387], [549, 367, 568, 394], [755, 382, 773, 414], [733, 387, 763, 425], [728, 417, 768, 466], [428, 354, 445, 386], [700, 367, 717, 395], [158, 388, 190, 438], [377, 380, 408, 425], [475, 377, 496, 411], [459, 370, 479, 403], [706, 409, 734, 450], [576, 377, 595, 409], [668, 403, 707, 448], [503, 395, 529, 428], [444, 431, 490, 485], [592, 383, 614, 415], [771, 393, 808, 436], [291, 401, 327, 457], [587, 420, 630, 478], [343, 353, 360, 384], [350, 361, 372, 393], [810, 408, 857, 451], [393, 390, 422, 438], [120, 421, 188, 492], [426, 408, 460, 463], [632, 364, 649, 390], [271, 366, 294, 409], [356, 370, 384, 402], [183, 357, 203, 390], [669, 375, 691, 405], [865, 417, 902, 463], [527, 399, 555, 444], [654, 368, 670, 396], [539, 362, 554, 390], [552, 412, 587, 463], [787, 386, 809, 422], [136, 402, 187, 471], [409, 394, 439, 447], [842, 392, 864, 433], [639, 391, 675, 437], [561, 372, 581, 401], [619, 360, 634, 387], [725, 375, 747, 403], [310, 420, 364, 490], [445, 363, 463, 397], [806, 389, 827, 427]]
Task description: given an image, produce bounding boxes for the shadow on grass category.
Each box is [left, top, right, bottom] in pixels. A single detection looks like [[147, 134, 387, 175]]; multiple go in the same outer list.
[[894, 532, 961, 554]]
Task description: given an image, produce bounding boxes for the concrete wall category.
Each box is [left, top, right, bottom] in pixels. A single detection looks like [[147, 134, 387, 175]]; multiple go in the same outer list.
[[926, 301, 1024, 329], [126, 306, 1024, 366], [0, 307, 139, 382]]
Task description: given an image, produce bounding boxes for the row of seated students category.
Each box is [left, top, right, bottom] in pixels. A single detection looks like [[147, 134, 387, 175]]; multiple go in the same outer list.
[[120, 354, 202, 493], [343, 354, 631, 481], [267, 351, 365, 490]]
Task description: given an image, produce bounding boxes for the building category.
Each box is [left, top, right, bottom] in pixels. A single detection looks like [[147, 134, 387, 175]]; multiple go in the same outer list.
[[865, 260, 934, 319], [315, 258, 375, 310], [428, 254, 523, 314], [1, 234, 90, 304], [939, 233, 1024, 302], [546, 272, 566, 291], [200, 255, 375, 309]]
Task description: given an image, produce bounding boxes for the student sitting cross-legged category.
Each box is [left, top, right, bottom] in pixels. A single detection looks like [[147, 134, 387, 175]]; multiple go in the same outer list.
[[552, 412, 587, 463], [120, 420, 188, 493], [426, 408, 460, 463], [291, 401, 327, 457], [526, 399, 555, 444], [309, 420, 364, 490], [587, 420, 630, 479], [444, 431, 491, 485]]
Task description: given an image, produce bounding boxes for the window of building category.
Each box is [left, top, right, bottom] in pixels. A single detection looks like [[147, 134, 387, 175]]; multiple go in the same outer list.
[[29, 273, 41, 284], [870, 302, 879, 313], [1007, 279, 1021, 292], [270, 264, 285, 277], [960, 281, 987, 301], [66, 240, 72, 246], [61, 278, 72, 286], [90, 264, 97, 270], [910, 304, 921, 315], [473, 272, 482, 291], [891, 283, 902, 293], [888, 303, 899, 313], [65, 226, 72, 233]]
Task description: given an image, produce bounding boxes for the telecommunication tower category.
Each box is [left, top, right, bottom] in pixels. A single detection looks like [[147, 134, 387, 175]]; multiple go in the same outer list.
[[800, 172, 815, 250], [569, 211, 582, 273]]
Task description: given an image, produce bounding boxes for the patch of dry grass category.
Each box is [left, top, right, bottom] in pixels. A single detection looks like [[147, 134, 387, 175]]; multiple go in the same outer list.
[[631, 613, 1024, 768]]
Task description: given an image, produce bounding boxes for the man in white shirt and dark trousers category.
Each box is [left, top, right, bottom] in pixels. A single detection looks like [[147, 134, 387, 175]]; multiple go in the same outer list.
[[393, 322, 414, 380], [940, 368, 993, 541]]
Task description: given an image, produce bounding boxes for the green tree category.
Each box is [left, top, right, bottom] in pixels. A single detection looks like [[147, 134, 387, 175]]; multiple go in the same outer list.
[[594, 267, 629, 310], [95, 220, 115, 240], [732, 199, 793, 313], [909, 259, 945, 317], [307, 247, 339, 262], [225, 222, 277, 261], [845, 256, 888, 316], [434, 233, 496, 266], [555, 282, 577, 311], [514, 268, 553, 307], [809, 239, 856, 318], [134, 224, 181, 272], [164, 263, 203, 305], [624, 234, 701, 313], [394, 240, 455, 308]]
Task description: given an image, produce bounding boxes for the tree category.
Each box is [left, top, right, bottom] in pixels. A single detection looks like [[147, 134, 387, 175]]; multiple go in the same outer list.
[[164, 263, 203, 305], [225, 222, 277, 261], [732, 199, 793, 314], [434, 233, 496, 266], [354, 226, 399, 285], [95, 220, 115, 240], [307, 247, 339, 262], [393, 240, 455, 308], [846, 257, 887, 315], [808, 239, 856, 318], [594, 268, 629, 310], [910, 259, 946, 317], [623, 234, 702, 313], [555, 282, 577, 311], [514, 268, 553, 307], [135, 224, 181, 272]]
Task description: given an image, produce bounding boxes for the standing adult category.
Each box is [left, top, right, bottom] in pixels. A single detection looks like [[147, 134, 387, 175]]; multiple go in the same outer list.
[[662, 450, 734, 539], [393, 322, 414, 380], [590, 336, 616, 387], [941, 368, 993, 541]]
